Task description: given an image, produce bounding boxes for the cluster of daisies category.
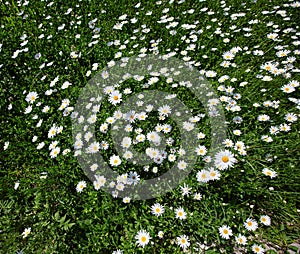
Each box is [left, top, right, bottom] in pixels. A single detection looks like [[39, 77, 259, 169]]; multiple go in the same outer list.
[[73, 69, 235, 197], [121, 215, 271, 252], [217, 215, 272, 253], [5, 0, 298, 252]]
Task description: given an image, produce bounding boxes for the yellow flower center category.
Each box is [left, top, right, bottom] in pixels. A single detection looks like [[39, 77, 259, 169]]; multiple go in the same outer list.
[[141, 236, 147, 242], [222, 156, 229, 163], [223, 229, 228, 234]]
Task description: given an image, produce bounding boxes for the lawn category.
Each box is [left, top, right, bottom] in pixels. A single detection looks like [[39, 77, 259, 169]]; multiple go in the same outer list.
[[0, 0, 299, 253]]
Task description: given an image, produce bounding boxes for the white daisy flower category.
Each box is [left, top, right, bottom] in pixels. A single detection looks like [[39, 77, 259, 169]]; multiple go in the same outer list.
[[219, 225, 232, 239], [76, 181, 86, 193], [176, 235, 190, 249], [135, 230, 151, 248], [244, 218, 258, 231], [175, 207, 187, 220], [214, 150, 237, 170], [260, 215, 271, 226], [151, 203, 165, 217], [109, 155, 122, 167]]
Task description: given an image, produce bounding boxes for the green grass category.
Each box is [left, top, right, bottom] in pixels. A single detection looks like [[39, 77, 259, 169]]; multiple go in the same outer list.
[[0, 0, 299, 253]]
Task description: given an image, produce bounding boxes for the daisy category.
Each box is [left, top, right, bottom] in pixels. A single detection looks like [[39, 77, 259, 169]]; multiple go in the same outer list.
[[288, 80, 299, 88], [162, 124, 172, 133], [49, 141, 59, 150], [233, 129, 241, 136], [223, 51, 235, 60], [146, 148, 160, 159], [260, 215, 271, 226], [279, 123, 291, 132], [100, 141, 109, 150], [121, 137, 132, 148], [95, 175, 106, 187], [115, 183, 125, 191], [195, 145, 207, 156], [93, 180, 101, 190], [138, 111, 147, 120], [177, 160, 187, 170], [235, 234, 247, 245], [183, 121, 195, 131], [136, 134, 145, 142], [173, 204, 188, 220], [208, 168, 221, 181], [244, 218, 258, 231], [106, 117, 115, 124], [252, 244, 265, 254], [25, 91, 38, 104], [234, 141, 245, 151], [180, 183, 192, 196], [76, 181, 86, 193], [151, 203, 165, 217], [219, 225, 232, 239], [223, 139, 234, 147], [113, 110, 123, 119], [112, 249, 123, 254], [177, 235, 190, 249], [109, 90, 122, 105], [127, 171, 140, 185], [103, 86, 114, 94], [285, 113, 298, 122], [194, 193, 202, 200], [281, 84, 295, 93], [50, 147, 60, 158], [90, 164, 98, 172], [37, 142, 45, 150], [262, 168, 277, 178], [123, 150, 133, 159], [261, 135, 273, 143], [147, 131, 160, 143], [168, 154, 176, 162], [135, 230, 151, 248], [123, 197, 131, 203], [214, 150, 237, 170], [158, 105, 172, 116], [87, 142, 100, 154], [109, 155, 122, 167], [124, 124, 133, 132], [42, 106, 50, 113], [124, 110, 137, 123], [153, 155, 164, 164], [99, 123, 108, 133], [196, 170, 211, 183], [101, 71, 109, 79], [22, 227, 31, 238], [158, 231, 164, 238], [269, 126, 279, 135], [48, 126, 57, 138], [257, 114, 270, 121]]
